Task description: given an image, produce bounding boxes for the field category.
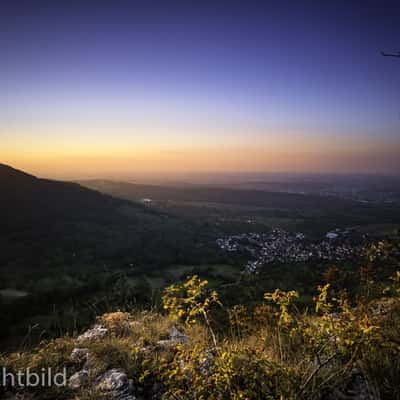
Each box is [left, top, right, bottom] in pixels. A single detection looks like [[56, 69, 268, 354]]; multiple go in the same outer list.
[[82, 180, 400, 236]]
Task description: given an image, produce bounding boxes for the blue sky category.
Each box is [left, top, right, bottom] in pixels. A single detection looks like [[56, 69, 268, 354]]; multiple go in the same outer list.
[[1, 1, 399, 177]]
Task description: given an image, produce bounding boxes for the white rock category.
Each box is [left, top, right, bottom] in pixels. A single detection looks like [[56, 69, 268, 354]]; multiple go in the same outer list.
[[70, 348, 89, 363], [169, 325, 189, 344], [95, 369, 136, 400], [156, 327, 189, 348], [77, 325, 108, 343], [69, 370, 89, 389]]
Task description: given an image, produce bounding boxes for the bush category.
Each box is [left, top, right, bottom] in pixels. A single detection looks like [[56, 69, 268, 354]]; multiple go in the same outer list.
[[2, 272, 400, 399]]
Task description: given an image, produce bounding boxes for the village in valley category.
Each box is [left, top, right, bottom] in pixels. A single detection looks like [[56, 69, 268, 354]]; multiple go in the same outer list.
[[216, 228, 364, 274]]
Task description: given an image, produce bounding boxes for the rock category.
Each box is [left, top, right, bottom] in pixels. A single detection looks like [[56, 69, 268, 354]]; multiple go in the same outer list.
[[70, 347, 96, 371], [70, 348, 89, 363], [95, 369, 136, 400], [157, 326, 189, 347], [68, 370, 89, 389], [169, 325, 189, 344], [96, 369, 128, 392], [77, 325, 108, 343]]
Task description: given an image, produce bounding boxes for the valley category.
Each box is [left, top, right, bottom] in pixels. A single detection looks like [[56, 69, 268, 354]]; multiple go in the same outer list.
[[1, 165, 400, 350]]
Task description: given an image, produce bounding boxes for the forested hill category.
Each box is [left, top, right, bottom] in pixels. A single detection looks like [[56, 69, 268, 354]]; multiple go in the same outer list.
[[0, 164, 215, 272], [0, 163, 136, 230], [0, 165, 221, 347]]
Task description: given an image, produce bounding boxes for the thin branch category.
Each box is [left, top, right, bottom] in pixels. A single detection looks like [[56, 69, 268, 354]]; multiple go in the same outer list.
[[298, 352, 339, 397], [381, 51, 400, 58]]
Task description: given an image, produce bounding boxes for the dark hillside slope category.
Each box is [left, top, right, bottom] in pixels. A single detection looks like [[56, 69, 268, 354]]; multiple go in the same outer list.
[[0, 165, 222, 346], [0, 164, 215, 272], [0, 164, 132, 230]]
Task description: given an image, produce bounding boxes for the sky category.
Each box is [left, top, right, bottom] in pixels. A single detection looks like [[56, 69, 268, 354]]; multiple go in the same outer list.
[[1, 0, 400, 179]]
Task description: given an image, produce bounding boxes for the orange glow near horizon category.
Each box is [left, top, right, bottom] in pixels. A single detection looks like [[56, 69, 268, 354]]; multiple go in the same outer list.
[[2, 120, 400, 180], [2, 143, 400, 180]]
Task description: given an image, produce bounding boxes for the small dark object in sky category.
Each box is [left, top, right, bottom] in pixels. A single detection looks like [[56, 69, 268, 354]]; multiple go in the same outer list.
[[381, 51, 400, 58]]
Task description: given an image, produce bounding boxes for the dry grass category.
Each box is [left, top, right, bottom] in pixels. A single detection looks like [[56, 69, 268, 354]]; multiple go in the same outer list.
[[2, 278, 400, 400]]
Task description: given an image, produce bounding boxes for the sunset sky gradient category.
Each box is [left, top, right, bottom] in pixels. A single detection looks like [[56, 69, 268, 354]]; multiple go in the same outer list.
[[1, 1, 399, 179]]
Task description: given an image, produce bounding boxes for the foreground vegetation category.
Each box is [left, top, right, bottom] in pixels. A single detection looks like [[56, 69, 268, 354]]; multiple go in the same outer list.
[[1, 241, 400, 399]]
